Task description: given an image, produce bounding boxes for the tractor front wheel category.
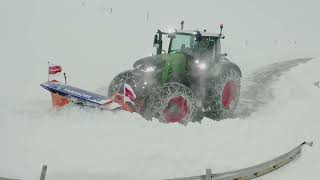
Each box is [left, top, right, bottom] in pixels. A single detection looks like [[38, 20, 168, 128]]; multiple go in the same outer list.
[[147, 82, 198, 125], [108, 70, 133, 98]]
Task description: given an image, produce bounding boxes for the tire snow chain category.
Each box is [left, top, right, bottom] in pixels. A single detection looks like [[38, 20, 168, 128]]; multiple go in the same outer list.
[[165, 141, 313, 180]]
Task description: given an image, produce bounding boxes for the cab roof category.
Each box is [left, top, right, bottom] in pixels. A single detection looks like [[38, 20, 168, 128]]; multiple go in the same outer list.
[[174, 29, 225, 38]]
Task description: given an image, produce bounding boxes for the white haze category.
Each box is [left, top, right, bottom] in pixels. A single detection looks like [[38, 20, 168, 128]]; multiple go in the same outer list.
[[0, 0, 319, 180]]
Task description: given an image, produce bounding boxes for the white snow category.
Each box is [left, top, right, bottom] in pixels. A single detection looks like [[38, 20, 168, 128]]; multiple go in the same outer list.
[[0, 1, 319, 180]]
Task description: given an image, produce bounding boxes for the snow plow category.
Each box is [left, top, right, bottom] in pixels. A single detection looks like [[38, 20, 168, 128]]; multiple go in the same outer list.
[[41, 23, 242, 124]]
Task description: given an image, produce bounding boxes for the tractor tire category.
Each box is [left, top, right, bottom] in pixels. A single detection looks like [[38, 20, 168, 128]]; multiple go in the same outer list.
[[108, 70, 133, 97], [204, 68, 241, 120], [147, 82, 198, 125]]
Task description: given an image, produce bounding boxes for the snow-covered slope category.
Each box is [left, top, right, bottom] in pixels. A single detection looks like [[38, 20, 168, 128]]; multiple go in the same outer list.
[[2, 58, 319, 180], [0, 1, 319, 180]]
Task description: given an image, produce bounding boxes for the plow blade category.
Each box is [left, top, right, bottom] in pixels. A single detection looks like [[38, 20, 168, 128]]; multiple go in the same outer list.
[[40, 81, 133, 112]]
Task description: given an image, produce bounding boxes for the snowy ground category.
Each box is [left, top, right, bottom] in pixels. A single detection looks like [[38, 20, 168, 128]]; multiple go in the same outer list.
[[2, 58, 319, 180], [0, 1, 320, 180]]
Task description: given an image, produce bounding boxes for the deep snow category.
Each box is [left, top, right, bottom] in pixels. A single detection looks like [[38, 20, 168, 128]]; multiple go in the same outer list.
[[0, 1, 319, 180]]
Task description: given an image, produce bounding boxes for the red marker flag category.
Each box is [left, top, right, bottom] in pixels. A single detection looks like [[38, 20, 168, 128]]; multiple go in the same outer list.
[[123, 83, 136, 104], [49, 63, 62, 74]]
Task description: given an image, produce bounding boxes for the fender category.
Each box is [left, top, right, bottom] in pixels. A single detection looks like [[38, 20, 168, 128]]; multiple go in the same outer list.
[[209, 59, 242, 78]]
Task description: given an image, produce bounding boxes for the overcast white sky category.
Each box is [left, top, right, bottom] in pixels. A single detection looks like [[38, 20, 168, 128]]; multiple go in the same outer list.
[[0, 0, 319, 93], [1, 0, 319, 51]]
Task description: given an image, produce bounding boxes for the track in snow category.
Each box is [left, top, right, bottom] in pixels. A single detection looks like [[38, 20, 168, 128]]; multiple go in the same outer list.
[[234, 58, 313, 118]]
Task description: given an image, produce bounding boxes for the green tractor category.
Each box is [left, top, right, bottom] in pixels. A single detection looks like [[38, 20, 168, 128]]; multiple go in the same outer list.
[[108, 23, 242, 125]]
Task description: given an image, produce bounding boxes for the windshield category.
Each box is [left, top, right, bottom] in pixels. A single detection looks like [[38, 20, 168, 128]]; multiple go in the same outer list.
[[169, 33, 215, 57], [169, 34, 194, 53]]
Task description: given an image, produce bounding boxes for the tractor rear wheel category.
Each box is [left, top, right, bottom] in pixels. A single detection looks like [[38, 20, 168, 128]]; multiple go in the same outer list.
[[204, 68, 241, 119]]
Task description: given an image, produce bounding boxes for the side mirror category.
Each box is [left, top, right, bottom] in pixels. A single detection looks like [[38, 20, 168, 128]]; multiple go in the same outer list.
[[153, 35, 158, 47]]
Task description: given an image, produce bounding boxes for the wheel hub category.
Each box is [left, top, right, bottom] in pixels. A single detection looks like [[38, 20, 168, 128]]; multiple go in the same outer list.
[[163, 96, 189, 123], [222, 80, 237, 109]]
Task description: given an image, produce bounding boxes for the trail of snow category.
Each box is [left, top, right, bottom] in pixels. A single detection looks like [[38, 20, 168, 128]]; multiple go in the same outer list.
[[235, 58, 313, 118]]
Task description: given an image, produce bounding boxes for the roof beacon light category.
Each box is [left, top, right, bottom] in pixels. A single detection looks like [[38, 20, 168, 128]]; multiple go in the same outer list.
[[219, 24, 224, 36], [180, 20, 184, 30]]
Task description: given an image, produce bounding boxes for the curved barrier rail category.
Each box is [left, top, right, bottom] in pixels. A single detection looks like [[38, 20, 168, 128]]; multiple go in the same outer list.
[[0, 142, 312, 180], [0, 178, 21, 180], [165, 141, 313, 180]]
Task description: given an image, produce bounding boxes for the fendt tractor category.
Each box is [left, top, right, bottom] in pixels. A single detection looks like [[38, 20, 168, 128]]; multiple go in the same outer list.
[[107, 22, 242, 124], [41, 21, 242, 125]]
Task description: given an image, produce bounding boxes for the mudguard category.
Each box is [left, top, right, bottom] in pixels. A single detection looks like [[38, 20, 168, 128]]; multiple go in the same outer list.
[[209, 59, 242, 78]]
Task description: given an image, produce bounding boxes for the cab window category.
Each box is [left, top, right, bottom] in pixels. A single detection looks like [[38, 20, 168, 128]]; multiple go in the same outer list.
[[195, 36, 215, 58], [169, 34, 194, 53]]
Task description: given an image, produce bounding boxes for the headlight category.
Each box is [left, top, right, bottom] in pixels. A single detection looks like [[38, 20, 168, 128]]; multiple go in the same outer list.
[[195, 59, 206, 70], [142, 66, 155, 72], [198, 63, 207, 70]]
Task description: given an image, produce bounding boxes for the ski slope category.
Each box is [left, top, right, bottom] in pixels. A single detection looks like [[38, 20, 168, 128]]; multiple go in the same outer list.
[[0, 1, 319, 180]]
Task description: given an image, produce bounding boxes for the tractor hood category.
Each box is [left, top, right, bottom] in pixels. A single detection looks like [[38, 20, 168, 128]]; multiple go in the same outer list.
[[133, 53, 189, 71], [133, 54, 166, 69], [132, 53, 190, 94]]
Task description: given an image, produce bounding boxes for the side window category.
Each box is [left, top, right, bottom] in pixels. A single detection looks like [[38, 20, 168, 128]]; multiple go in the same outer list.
[[198, 37, 215, 58]]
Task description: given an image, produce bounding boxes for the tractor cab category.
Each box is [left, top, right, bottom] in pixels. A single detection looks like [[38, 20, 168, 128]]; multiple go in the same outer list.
[[108, 23, 242, 124], [153, 25, 225, 61]]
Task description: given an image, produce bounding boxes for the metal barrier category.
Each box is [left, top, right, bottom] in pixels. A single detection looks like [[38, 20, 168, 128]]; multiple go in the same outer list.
[[0, 164, 47, 180], [0, 178, 21, 180], [165, 141, 313, 180], [39, 165, 47, 180], [0, 142, 313, 180]]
